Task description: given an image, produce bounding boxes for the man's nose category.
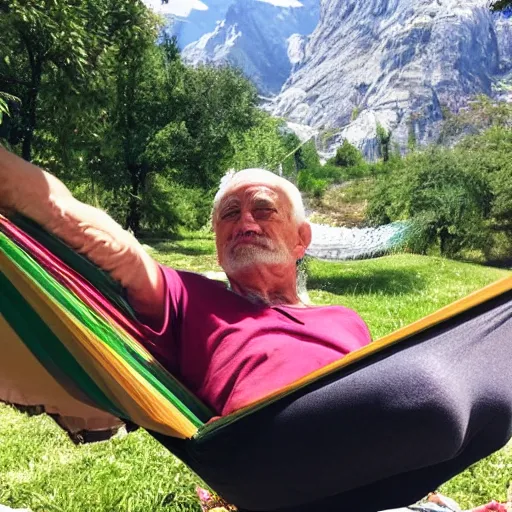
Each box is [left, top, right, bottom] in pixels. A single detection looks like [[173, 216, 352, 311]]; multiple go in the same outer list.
[[234, 210, 261, 235], [240, 209, 258, 224]]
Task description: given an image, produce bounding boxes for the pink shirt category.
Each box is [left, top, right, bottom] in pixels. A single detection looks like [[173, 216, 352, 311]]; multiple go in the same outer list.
[[141, 266, 372, 416]]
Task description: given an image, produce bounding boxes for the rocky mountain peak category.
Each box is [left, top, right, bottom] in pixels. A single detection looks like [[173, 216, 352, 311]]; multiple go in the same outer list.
[[273, 0, 511, 157], [180, 0, 320, 95]]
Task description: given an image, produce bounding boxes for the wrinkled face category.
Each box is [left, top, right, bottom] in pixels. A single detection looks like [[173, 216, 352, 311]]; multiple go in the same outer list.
[[214, 183, 307, 276]]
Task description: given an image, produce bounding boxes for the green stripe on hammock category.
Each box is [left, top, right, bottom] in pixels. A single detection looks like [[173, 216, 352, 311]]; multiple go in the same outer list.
[[0, 232, 211, 426]]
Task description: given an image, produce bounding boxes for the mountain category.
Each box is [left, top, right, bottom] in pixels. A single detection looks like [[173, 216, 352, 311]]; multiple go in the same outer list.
[[271, 0, 512, 158], [150, 0, 512, 156], [180, 0, 320, 95], [162, 0, 232, 48]]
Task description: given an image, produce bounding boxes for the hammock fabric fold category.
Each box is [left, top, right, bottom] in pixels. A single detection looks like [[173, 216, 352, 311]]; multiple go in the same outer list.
[[1, 213, 511, 512]]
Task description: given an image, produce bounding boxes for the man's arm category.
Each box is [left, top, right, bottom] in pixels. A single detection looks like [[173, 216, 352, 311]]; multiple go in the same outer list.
[[0, 146, 165, 323]]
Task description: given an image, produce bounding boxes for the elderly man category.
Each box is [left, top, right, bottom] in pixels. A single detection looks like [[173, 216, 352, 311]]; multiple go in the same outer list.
[[0, 147, 371, 416]]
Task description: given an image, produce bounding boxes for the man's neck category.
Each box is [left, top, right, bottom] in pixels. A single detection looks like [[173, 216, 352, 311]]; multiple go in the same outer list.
[[227, 264, 302, 307]]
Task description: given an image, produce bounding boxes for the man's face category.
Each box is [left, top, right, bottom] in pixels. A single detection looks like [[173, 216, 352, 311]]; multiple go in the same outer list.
[[214, 183, 306, 276]]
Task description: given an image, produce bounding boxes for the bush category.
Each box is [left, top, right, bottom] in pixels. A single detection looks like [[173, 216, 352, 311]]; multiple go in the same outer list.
[[456, 126, 512, 238], [309, 163, 345, 182], [295, 139, 321, 172], [367, 147, 492, 257], [334, 139, 364, 168], [297, 169, 328, 199], [141, 174, 213, 234]]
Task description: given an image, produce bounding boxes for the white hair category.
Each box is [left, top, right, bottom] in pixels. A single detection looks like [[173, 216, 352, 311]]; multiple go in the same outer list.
[[212, 168, 306, 225]]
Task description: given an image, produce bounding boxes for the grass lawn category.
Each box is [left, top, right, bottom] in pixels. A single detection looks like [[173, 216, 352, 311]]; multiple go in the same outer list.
[[0, 235, 510, 511]]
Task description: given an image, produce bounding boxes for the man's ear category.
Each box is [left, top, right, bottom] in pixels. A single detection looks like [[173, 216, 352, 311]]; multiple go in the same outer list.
[[296, 222, 312, 259]]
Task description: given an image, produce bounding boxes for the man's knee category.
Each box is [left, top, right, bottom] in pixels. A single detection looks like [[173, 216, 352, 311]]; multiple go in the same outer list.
[[381, 358, 469, 457]]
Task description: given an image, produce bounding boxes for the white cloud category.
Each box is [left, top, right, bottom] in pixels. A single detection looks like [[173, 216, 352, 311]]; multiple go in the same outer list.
[[142, 0, 208, 17], [256, 0, 303, 6]]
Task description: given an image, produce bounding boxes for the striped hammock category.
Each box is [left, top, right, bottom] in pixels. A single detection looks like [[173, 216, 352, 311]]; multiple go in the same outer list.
[[0, 213, 511, 441]]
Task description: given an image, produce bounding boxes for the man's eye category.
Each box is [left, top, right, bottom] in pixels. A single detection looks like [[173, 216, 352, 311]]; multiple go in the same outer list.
[[221, 210, 239, 220], [253, 208, 276, 219]]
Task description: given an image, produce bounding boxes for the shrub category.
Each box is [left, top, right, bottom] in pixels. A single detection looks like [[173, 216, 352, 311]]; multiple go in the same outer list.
[[334, 139, 364, 168], [141, 174, 213, 234], [309, 163, 345, 182], [376, 123, 392, 162], [297, 169, 328, 199], [456, 126, 512, 238], [367, 147, 492, 257]]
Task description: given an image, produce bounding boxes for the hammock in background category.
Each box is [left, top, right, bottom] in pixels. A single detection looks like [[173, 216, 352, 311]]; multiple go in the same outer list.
[[307, 221, 410, 260], [1, 213, 511, 512]]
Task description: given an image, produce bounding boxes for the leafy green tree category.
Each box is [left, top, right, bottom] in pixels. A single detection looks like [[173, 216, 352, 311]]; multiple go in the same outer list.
[[178, 65, 259, 188], [376, 123, 392, 162], [457, 126, 512, 238], [0, 1, 297, 235], [0, 0, 114, 161], [9, 1, 174, 235], [228, 113, 305, 179], [334, 139, 364, 168], [146, 65, 259, 190], [103, 5, 173, 234], [490, 0, 512, 11], [407, 117, 417, 152], [141, 174, 213, 233], [367, 147, 492, 257], [296, 139, 321, 171]]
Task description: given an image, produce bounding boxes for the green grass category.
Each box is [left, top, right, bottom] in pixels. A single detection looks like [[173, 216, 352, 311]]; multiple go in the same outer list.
[[141, 231, 219, 274], [0, 235, 511, 511], [306, 254, 509, 339], [0, 407, 202, 512]]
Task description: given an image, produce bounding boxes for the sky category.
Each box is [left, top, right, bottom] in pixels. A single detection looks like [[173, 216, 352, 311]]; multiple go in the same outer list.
[[142, 0, 303, 17], [142, 0, 208, 17]]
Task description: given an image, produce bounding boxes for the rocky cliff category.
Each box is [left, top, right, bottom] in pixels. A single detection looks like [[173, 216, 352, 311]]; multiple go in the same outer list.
[[163, 0, 232, 48], [272, 0, 512, 158], [181, 0, 320, 95]]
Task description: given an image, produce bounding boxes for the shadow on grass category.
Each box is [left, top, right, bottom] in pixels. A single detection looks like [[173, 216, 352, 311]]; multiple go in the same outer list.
[[308, 268, 426, 296]]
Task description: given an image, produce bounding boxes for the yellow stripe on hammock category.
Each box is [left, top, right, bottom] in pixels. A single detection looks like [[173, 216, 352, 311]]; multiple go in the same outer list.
[[0, 250, 199, 439]]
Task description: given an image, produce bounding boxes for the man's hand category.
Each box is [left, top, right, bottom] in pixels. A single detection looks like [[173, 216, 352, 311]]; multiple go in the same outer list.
[[0, 146, 165, 324]]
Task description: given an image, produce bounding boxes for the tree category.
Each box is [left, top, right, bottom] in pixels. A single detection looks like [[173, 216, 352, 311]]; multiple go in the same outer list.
[[146, 65, 259, 190], [178, 65, 259, 188], [0, 1, 277, 235], [333, 139, 364, 168], [490, 0, 512, 12], [0, 0, 113, 161], [229, 113, 300, 176], [367, 147, 492, 257], [376, 123, 392, 162], [102, 5, 174, 235], [457, 126, 512, 239]]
